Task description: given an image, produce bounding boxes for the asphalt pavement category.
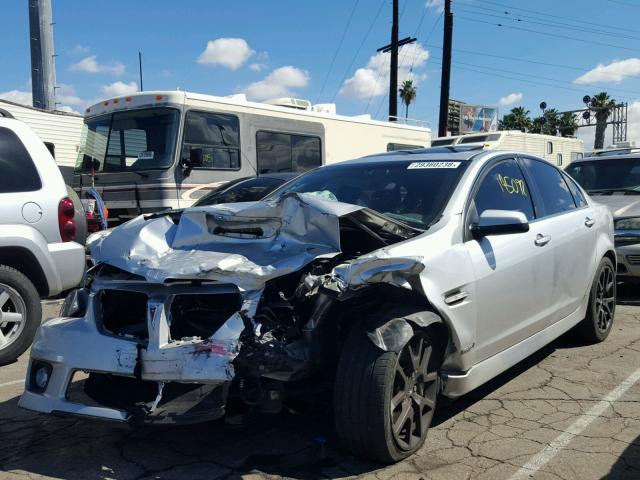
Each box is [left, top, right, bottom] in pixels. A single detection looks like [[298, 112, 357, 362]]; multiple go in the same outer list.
[[1, 291, 639, 480]]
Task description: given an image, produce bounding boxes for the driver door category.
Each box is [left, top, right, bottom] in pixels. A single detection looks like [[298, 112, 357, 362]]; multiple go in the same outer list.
[[464, 158, 555, 364]]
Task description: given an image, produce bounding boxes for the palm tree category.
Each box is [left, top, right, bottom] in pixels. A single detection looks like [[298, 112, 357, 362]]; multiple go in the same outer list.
[[558, 112, 578, 137], [532, 109, 559, 136], [589, 92, 617, 149], [398, 80, 417, 119], [499, 106, 532, 132]]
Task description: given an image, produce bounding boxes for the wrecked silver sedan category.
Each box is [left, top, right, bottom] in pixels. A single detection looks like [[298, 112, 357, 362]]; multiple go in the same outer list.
[[20, 147, 615, 463]]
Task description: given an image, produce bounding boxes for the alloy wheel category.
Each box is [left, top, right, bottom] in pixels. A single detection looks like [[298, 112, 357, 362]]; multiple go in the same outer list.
[[390, 334, 438, 451], [594, 264, 615, 333], [0, 283, 27, 351]]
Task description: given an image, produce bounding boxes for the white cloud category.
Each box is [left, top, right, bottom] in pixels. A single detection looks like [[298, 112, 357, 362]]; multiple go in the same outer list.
[[340, 43, 429, 100], [574, 58, 640, 84], [197, 38, 255, 70], [0, 89, 32, 105], [498, 92, 523, 106], [69, 44, 90, 55], [101, 81, 138, 98], [242, 66, 310, 101], [69, 55, 125, 76], [249, 63, 267, 72], [426, 0, 444, 12], [56, 84, 84, 106]]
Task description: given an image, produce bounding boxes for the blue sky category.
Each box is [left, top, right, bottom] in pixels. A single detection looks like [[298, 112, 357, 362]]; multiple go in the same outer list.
[[2, 0, 640, 147]]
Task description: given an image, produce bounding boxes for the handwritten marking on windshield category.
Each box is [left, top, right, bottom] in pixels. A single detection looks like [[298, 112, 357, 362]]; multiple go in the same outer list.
[[497, 174, 527, 196]]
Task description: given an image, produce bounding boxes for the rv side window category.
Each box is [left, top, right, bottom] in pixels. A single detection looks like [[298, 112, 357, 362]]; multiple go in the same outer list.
[[182, 111, 240, 170], [556, 153, 563, 166], [547, 141, 553, 154], [387, 143, 423, 151], [256, 131, 321, 174]]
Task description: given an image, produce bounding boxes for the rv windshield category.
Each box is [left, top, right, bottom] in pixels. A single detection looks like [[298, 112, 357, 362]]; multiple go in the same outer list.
[[565, 157, 640, 194], [75, 107, 180, 172]]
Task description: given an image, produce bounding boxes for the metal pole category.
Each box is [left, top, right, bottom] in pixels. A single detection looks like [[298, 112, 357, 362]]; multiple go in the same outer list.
[[138, 51, 144, 92], [388, 0, 399, 122], [28, 0, 56, 110], [438, 0, 453, 136]]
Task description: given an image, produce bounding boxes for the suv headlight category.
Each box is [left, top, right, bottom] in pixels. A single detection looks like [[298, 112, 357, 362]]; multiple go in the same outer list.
[[615, 217, 640, 230]]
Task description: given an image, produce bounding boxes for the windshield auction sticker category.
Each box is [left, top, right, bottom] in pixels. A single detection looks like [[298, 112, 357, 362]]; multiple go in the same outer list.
[[407, 161, 461, 169]]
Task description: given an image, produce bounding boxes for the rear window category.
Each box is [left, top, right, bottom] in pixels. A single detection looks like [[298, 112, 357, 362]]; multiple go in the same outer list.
[[0, 127, 42, 193]]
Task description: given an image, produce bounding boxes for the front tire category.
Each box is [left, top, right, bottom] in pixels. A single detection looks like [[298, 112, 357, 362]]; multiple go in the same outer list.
[[573, 257, 616, 343], [334, 327, 440, 463], [0, 265, 42, 364]]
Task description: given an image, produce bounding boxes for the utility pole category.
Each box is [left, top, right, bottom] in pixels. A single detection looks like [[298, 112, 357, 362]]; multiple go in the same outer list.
[[138, 51, 144, 92], [28, 0, 57, 110], [389, 0, 399, 122], [438, 0, 453, 136], [377, 0, 416, 122]]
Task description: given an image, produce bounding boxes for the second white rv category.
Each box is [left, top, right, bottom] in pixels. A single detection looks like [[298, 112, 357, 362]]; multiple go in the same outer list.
[[431, 130, 584, 167]]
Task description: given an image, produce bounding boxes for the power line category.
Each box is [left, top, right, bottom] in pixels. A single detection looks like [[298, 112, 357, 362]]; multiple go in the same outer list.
[[454, 4, 640, 42], [467, 0, 640, 34], [456, 15, 640, 53], [315, 0, 360, 104], [331, 0, 386, 103], [608, 0, 640, 7], [426, 44, 591, 72]]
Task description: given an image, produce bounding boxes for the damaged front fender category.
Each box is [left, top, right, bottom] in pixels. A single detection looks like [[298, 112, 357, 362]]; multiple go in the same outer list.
[[367, 309, 443, 352]]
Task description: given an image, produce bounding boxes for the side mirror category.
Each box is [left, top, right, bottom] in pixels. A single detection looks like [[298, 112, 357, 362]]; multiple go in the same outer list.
[[471, 209, 529, 238], [181, 148, 204, 178]]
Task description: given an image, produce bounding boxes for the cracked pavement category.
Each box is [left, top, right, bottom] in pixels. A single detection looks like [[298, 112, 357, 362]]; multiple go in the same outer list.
[[1, 293, 639, 480]]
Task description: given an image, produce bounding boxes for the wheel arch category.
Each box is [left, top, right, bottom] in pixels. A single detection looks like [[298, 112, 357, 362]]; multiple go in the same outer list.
[[0, 247, 48, 297]]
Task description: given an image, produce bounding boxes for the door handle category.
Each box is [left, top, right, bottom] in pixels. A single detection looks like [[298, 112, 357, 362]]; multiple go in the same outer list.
[[585, 217, 595, 228], [534, 234, 551, 246]]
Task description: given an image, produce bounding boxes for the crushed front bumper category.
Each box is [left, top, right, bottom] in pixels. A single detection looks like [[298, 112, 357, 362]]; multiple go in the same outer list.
[[19, 281, 250, 423]]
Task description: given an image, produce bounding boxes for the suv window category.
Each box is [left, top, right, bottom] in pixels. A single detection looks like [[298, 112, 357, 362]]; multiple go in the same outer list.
[[182, 111, 240, 170], [522, 157, 576, 216], [472, 158, 535, 221], [0, 127, 42, 193]]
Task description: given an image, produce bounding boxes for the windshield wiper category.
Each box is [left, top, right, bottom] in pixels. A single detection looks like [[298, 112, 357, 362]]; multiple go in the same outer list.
[[588, 188, 640, 195]]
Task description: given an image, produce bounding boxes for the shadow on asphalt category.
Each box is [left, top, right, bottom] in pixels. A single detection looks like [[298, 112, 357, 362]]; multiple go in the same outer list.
[[601, 433, 640, 479]]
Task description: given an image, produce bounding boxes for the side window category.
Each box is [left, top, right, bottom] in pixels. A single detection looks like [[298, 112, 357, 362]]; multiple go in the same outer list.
[[521, 158, 576, 216], [564, 174, 587, 208], [44, 142, 55, 158], [256, 131, 321, 174], [556, 153, 563, 166], [182, 111, 240, 170], [472, 158, 535, 222], [547, 141, 553, 154], [0, 127, 42, 193]]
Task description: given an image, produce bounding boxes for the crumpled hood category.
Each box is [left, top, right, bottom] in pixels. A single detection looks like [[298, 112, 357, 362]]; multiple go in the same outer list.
[[590, 195, 640, 218], [90, 193, 364, 291]]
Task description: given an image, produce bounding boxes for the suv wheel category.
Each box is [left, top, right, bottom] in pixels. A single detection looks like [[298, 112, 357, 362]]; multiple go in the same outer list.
[[572, 256, 616, 343], [0, 265, 42, 364], [334, 326, 440, 463]]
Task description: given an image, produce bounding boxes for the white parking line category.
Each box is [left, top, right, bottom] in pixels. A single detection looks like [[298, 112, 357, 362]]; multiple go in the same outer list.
[[510, 367, 640, 480], [0, 379, 23, 389]]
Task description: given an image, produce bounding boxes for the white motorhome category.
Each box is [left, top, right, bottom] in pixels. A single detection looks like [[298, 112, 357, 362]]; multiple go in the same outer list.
[[431, 130, 584, 166], [0, 99, 83, 183], [73, 91, 431, 224]]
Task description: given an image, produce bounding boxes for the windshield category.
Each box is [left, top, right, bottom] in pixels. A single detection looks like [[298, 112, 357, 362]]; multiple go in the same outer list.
[[565, 157, 640, 194], [75, 107, 180, 172], [265, 159, 469, 229]]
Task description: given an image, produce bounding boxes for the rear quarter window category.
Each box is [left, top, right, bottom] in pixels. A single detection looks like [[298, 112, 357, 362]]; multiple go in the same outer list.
[[521, 157, 576, 217], [0, 127, 42, 193]]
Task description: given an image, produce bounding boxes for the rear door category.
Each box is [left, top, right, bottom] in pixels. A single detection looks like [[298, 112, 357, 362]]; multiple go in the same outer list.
[[464, 157, 555, 363], [519, 156, 597, 322]]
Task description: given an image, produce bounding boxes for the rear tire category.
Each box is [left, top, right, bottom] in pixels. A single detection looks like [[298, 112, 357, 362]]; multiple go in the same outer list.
[[573, 257, 616, 343], [0, 265, 41, 364], [334, 326, 440, 463]]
